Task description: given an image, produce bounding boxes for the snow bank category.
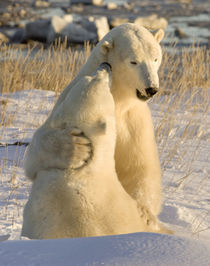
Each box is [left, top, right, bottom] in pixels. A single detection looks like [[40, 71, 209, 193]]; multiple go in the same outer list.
[[0, 233, 210, 266]]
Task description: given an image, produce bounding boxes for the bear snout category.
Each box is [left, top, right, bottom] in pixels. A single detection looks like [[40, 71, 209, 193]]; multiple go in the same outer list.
[[145, 87, 158, 97], [99, 62, 112, 72]]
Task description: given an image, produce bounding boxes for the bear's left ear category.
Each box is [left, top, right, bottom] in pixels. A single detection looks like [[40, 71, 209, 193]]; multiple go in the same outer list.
[[100, 39, 114, 55], [152, 29, 165, 43]]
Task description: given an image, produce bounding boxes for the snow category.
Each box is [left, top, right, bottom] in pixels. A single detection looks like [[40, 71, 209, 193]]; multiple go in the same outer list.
[[0, 90, 55, 145], [0, 233, 210, 266], [0, 89, 209, 265]]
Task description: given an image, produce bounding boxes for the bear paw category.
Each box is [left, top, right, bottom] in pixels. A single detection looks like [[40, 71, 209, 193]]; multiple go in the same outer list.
[[69, 128, 92, 170], [138, 206, 173, 234], [35, 126, 92, 172], [139, 206, 159, 228]]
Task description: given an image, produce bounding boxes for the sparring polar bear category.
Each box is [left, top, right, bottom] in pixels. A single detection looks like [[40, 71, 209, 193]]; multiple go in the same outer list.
[[24, 23, 170, 233], [22, 63, 147, 239]]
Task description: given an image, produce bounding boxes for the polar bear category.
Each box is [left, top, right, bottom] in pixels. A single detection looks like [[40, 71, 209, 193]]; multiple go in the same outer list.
[[24, 23, 170, 234], [22, 63, 147, 239]]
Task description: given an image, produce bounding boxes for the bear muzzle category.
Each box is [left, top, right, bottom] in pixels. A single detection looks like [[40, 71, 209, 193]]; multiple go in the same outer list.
[[136, 87, 158, 101]]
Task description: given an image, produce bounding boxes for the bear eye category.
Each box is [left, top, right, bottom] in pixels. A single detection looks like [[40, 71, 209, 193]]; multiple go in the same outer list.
[[154, 58, 158, 62], [130, 61, 137, 65]]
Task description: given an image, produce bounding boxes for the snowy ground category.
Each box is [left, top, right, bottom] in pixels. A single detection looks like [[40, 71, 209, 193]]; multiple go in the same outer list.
[[0, 89, 209, 265]]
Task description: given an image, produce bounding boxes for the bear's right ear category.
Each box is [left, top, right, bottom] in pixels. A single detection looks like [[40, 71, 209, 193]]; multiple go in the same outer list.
[[100, 39, 114, 55]]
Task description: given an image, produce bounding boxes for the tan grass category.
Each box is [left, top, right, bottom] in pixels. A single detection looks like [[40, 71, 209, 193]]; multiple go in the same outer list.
[[0, 41, 91, 94], [156, 45, 209, 173]]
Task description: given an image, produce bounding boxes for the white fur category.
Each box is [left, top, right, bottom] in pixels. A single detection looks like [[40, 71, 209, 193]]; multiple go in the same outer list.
[[24, 23, 170, 234], [22, 65, 147, 239]]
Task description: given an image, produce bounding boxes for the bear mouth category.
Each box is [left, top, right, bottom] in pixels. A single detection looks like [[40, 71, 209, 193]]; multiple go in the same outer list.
[[136, 89, 149, 101]]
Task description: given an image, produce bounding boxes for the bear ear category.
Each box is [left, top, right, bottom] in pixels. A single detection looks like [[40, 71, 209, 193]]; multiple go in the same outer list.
[[100, 39, 114, 55], [152, 29, 165, 43]]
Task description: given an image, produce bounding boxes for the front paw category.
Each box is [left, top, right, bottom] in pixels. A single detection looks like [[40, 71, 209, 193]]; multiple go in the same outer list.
[[138, 206, 173, 234], [69, 128, 92, 169]]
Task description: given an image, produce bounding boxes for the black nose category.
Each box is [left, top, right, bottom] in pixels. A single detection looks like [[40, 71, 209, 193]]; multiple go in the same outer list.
[[145, 87, 158, 97], [100, 62, 112, 72]]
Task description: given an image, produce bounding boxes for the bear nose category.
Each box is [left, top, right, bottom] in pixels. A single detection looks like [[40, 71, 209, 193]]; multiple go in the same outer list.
[[145, 87, 158, 97], [99, 62, 112, 72]]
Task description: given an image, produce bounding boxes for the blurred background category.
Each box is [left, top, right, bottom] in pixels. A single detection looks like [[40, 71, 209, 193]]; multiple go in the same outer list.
[[0, 0, 209, 49]]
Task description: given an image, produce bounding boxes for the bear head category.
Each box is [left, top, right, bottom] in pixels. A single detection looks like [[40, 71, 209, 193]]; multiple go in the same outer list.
[[50, 63, 116, 155], [96, 23, 164, 104]]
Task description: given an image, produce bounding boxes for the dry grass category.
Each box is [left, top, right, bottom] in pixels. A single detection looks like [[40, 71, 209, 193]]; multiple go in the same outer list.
[[0, 41, 91, 95], [0, 41, 209, 236], [156, 45, 209, 175], [0, 42, 209, 95]]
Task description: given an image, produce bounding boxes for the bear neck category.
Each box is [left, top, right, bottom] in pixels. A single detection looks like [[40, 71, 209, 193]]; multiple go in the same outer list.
[[112, 87, 142, 114]]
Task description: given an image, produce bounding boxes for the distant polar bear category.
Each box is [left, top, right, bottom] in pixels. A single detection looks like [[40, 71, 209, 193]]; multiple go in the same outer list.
[[24, 23, 171, 234], [22, 63, 147, 239]]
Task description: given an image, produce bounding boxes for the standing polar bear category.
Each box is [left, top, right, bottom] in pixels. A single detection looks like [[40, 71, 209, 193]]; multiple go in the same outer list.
[[24, 23, 170, 234], [22, 63, 147, 239]]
